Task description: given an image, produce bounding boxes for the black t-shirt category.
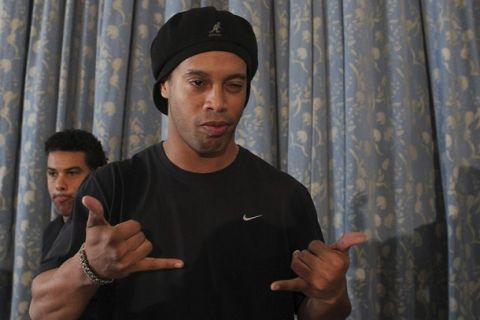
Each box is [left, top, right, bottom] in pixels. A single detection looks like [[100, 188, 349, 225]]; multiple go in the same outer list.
[[41, 143, 324, 319], [41, 216, 64, 259]]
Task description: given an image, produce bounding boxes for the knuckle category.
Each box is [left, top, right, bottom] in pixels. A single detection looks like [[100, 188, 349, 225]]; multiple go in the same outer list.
[[290, 259, 299, 270], [329, 255, 343, 269], [128, 219, 142, 231], [101, 231, 116, 245], [297, 249, 308, 259], [137, 232, 146, 243], [163, 259, 176, 268], [311, 278, 325, 290], [308, 240, 321, 251], [111, 246, 124, 261], [323, 273, 336, 287], [323, 269, 344, 289], [103, 243, 125, 263], [113, 260, 127, 271], [331, 252, 349, 271], [143, 240, 153, 253]]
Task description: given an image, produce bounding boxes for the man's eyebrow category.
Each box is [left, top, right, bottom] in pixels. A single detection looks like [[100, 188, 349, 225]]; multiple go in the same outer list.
[[184, 70, 208, 78], [64, 167, 83, 171], [184, 70, 246, 81], [224, 73, 247, 81], [47, 166, 83, 171]]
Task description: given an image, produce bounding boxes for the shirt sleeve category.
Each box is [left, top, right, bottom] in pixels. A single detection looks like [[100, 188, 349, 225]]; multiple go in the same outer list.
[[288, 183, 324, 313], [288, 183, 324, 250], [41, 216, 64, 261]]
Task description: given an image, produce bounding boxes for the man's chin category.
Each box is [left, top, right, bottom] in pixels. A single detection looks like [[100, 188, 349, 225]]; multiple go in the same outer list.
[[196, 137, 234, 156], [53, 206, 72, 218]]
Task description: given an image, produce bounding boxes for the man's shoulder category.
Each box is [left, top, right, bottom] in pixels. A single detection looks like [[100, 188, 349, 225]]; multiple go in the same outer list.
[[239, 147, 277, 171], [95, 144, 162, 175], [77, 144, 164, 197], [239, 147, 305, 188]]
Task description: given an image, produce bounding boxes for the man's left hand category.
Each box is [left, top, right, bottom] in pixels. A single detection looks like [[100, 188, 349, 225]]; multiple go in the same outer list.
[[270, 232, 367, 316]]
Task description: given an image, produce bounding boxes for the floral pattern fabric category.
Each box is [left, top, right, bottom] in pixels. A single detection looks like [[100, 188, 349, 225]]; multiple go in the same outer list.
[[0, 0, 478, 319]]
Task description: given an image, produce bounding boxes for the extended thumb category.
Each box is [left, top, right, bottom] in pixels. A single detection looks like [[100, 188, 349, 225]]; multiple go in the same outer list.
[[331, 232, 368, 252], [83, 195, 108, 228]]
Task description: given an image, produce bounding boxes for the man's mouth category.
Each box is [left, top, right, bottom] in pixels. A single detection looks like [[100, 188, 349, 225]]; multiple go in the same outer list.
[[201, 121, 229, 137], [53, 195, 72, 203]]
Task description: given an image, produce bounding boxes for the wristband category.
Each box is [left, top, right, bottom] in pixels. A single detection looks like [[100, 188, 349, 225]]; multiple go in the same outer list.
[[79, 243, 114, 285]]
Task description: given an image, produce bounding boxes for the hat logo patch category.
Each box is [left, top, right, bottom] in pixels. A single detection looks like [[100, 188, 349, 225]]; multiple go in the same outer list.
[[208, 22, 222, 37]]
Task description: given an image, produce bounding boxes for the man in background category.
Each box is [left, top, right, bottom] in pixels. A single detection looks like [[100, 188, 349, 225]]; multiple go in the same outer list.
[[42, 129, 107, 257]]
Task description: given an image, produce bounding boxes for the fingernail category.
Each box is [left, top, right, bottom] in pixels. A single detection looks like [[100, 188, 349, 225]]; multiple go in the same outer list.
[[270, 283, 278, 291], [175, 262, 183, 268], [293, 250, 300, 257]]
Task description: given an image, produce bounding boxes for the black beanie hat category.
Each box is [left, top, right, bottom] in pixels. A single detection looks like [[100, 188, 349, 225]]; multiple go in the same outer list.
[[150, 6, 258, 115]]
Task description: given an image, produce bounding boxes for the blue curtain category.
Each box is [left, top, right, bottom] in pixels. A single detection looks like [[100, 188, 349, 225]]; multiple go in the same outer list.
[[0, 0, 479, 319]]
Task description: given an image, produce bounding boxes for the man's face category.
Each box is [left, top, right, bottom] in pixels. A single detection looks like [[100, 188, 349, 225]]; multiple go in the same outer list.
[[161, 51, 247, 156], [47, 151, 91, 219]]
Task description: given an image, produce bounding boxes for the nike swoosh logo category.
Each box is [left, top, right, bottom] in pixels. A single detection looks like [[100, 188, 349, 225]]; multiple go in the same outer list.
[[242, 214, 263, 221]]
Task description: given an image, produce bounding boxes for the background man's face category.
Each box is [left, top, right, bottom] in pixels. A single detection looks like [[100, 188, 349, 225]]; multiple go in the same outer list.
[[47, 151, 91, 219]]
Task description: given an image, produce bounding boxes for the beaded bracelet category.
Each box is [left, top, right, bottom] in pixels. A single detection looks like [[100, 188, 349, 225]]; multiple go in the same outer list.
[[79, 243, 114, 285]]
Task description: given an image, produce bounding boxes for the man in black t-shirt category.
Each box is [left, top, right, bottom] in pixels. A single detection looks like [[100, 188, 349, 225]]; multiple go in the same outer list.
[[30, 7, 366, 320], [42, 129, 107, 258]]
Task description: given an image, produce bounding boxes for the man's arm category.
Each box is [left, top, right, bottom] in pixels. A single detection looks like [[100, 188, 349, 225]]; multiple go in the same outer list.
[[30, 196, 184, 320], [271, 232, 367, 320], [30, 254, 100, 320]]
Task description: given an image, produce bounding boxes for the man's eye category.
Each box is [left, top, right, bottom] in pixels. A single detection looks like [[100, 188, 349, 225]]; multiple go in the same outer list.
[[190, 80, 204, 87], [47, 171, 57, 178], [67, 170, 80, 176], [226, 82, 244, 92]]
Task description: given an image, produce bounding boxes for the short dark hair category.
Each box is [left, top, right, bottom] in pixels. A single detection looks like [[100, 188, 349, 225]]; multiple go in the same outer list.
[[44, 129, 107, 170]]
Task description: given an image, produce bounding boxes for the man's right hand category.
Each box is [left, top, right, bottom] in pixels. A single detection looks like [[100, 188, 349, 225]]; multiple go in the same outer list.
[[81, 195, 184, 281]]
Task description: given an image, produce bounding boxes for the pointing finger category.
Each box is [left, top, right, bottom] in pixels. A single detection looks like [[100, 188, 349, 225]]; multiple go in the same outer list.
[[83, 195, 109, 228], [330, 232, 368, 252], [127, 257, 184, 274], [270, 277, 306, 292]]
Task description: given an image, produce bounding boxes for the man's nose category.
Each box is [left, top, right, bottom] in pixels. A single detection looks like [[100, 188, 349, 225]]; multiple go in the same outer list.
[[55, 175, 67, 191], [205, 85, 226, 112]]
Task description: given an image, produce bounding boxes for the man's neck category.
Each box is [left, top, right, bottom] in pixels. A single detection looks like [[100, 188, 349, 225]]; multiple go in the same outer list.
[[163, 140, 239, 173]]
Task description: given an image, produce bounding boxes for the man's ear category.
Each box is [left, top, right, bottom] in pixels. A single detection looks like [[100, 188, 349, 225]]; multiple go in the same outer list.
[[160, 81, 169, 99]]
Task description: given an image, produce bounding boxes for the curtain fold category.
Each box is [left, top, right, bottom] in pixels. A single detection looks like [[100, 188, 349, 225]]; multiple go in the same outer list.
[[422, 0, 480, 318], [11, 0, 66, 318], [0, 2, 32, 318], [0, 0, 478, 319]]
